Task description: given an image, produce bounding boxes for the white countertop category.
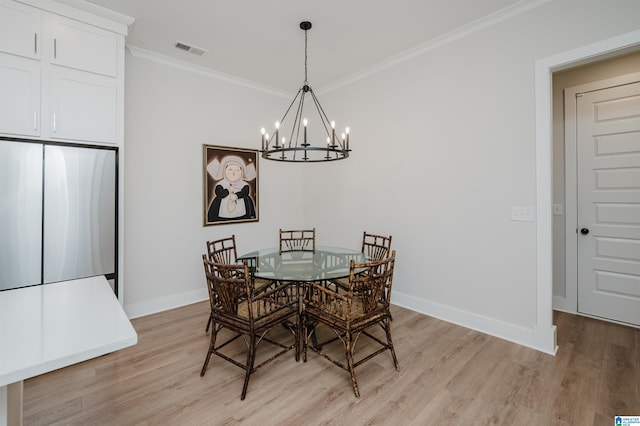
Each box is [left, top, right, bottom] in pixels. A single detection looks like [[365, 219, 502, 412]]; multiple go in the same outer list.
[[0, 276, 137, 387]]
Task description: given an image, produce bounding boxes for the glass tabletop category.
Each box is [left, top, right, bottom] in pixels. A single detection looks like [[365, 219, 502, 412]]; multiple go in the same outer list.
[[238, 246, 368, 282]]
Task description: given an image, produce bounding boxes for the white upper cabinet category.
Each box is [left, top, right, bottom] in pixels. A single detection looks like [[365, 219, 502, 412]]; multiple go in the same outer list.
[[0, 55, 41, 137], [0, 0, 42, 60], [0, 0, 129, 146], [50, 67, 116, 143], [50, 14, 117, 77]]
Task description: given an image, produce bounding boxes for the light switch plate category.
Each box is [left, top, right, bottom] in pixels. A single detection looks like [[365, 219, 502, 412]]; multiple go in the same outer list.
[[553, 204, 563, 215], [511, 206, 535, 221]]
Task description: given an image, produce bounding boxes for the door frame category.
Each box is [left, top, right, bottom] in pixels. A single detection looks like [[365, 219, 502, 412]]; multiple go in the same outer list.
[[562, 72, 640, 314], [534, 29, 640, 354]]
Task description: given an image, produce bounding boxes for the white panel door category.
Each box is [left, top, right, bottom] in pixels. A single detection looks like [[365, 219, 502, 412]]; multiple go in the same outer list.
[[577, 81, 640, 326]]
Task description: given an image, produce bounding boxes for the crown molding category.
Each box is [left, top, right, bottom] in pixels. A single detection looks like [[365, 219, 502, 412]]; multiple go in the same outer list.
[[128, 0, 550, 97], [126, 45, 293, 99], [317, 0, 552, 94]]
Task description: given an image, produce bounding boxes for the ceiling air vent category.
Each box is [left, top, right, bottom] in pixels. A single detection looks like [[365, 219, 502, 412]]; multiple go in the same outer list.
[[175, 41, 207, 56]]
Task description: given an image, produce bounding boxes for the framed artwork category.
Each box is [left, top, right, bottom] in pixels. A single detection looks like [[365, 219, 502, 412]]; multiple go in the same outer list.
[[203, 145, 259, 226]]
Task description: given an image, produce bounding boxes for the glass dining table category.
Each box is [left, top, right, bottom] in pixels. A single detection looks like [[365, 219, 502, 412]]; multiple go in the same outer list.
[[237, 245, 368, 283], [238, 246, 370, 352]]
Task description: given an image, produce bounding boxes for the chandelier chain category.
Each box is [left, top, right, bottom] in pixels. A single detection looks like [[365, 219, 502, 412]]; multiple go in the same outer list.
[[304, 28, 308, 85]]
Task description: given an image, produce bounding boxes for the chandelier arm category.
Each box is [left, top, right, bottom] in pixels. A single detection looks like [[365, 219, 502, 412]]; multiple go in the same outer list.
[[290, 92, 306, 160], [279, 87, 304, 128], [292, 91, 306, 147], [308, 89, 335, 142], [311, 89, 348, 151]]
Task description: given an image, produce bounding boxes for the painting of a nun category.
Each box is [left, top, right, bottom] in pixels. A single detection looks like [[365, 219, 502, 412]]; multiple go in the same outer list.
[[203, 145, 258, 226]]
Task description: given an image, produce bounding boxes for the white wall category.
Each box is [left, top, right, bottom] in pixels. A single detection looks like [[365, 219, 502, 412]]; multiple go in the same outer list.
[[121, 0, 640, 353], [122, 52, 306, 317], [303, 0, 640, 351]]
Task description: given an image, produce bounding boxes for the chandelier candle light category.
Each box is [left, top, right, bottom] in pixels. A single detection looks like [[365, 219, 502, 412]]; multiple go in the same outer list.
[[260, 21, 350, 162]]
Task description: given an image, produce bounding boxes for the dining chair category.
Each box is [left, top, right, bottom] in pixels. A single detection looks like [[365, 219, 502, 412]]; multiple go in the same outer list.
[[303, 251, 398, 397], [279, 228, 316, 254], [204, 236, 238, 333], [200, 256, 300, 400], [333, 231, 392, 291], [204, 235, 271, 332]]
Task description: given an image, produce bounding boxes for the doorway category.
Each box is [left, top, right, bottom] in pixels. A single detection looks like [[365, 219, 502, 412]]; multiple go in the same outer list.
[[534, 29, 640, 355], [565, 74, 640, 326], [549, 45, 640, 326]]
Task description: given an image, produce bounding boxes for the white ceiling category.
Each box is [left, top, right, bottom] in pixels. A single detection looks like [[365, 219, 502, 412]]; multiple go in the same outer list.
[[85, 0, 526, 93]]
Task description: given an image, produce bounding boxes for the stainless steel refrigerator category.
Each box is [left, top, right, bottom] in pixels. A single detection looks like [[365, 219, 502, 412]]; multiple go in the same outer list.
[[0, 137, 117, 293]]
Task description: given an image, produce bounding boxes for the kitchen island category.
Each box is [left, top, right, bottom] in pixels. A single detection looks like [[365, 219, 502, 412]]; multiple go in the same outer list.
[[0, 276, 137, 426]]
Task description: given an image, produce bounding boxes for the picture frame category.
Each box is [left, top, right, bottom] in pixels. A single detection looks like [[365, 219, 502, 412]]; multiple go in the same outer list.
[[203, 145, 259, 226]]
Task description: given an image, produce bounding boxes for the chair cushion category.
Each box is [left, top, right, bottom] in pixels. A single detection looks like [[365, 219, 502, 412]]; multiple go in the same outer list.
[[235, 299, 295, 327], [309, 298, 385, 323]]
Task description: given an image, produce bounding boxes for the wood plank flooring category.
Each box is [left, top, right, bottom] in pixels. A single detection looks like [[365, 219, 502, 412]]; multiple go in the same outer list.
[[22, 302, 640, 425]]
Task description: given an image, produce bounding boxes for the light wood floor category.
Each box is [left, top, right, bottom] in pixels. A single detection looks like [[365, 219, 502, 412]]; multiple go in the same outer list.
[[23, 302, 639, 425]]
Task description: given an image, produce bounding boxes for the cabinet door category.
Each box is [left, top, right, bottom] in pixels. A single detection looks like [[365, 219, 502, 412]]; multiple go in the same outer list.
[[0, 0, 41, 60], [50, 67, 117, 144], [0, 53, 41, 137], [50, 14, 117, 77]]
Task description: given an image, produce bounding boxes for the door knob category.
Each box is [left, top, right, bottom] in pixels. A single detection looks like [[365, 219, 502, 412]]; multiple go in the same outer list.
[[580, 228, 590, 235]]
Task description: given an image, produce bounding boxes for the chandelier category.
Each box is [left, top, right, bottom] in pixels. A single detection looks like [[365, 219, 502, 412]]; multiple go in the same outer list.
[[260, 21, 350, 162]]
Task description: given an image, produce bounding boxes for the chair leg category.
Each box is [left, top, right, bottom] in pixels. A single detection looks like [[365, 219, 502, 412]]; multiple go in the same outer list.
[[309, 322, 320, 349], [345, 332, 360, 398], [383, 319, 399, 370], [303, 317, 309, 362], [200, 347, 212, 377], [200, 323, 219, 376], [295, 314, 301, 362], [205, 312, 213, 333], [241, 334, 257, 400]]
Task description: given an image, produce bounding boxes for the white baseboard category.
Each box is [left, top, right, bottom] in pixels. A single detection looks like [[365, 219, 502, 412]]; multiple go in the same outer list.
[[392, 290, 557, 355], [124, 288, 559, 354], [125, 288, 208, 319]]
